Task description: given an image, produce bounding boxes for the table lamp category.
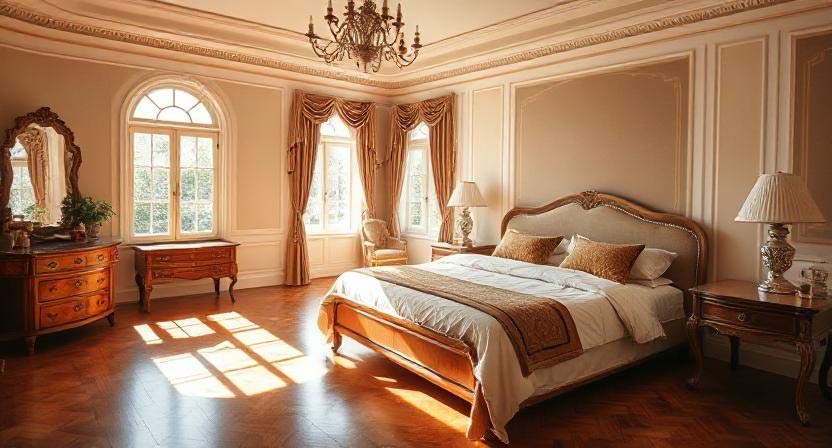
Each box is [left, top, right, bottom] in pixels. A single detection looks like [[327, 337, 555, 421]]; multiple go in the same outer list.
[[447, 181, 487, 246], [735, 173, 826, 294]]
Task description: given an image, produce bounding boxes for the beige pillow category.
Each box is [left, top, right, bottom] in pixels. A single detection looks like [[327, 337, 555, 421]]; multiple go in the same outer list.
[[559, 236, 645, 283], [630, 248, 678, 281], [492, 230, 563, 265]]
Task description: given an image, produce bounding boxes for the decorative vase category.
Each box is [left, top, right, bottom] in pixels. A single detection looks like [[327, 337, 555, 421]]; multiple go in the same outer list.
[[86, 222, 101, 240]]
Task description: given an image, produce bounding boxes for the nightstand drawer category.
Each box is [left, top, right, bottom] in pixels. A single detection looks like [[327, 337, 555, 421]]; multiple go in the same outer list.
[[701, 301, 797, 335]]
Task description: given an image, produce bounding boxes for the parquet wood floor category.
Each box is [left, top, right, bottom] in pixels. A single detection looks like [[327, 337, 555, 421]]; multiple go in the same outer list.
[[1, 278, 830, 447]]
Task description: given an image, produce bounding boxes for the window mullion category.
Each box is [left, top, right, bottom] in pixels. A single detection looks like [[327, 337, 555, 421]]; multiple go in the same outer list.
[[171, 129, 180, 240], [322, 143, 329, 233]]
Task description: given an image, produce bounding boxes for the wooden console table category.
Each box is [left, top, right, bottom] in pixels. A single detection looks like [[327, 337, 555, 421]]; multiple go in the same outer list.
[[133, 240, 239, 312], [687, 280, 832, 425]]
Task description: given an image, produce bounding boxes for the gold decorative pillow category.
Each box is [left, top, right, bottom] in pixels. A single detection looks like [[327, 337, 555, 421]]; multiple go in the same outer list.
[[559, 236, 645, 283], [492, 230, 563, 265]]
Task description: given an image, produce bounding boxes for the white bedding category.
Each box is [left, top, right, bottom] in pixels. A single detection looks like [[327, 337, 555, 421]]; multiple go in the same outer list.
[[326, 254, 684, 443]]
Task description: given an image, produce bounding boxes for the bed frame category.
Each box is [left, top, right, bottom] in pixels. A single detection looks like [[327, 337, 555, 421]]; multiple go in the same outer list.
[[321, 191, 708, 440]]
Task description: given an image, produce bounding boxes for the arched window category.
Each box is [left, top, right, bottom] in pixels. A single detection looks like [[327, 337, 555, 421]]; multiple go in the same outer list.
[[126, 83, 222, 241], [303, 114, 362, 233], [400, 122, 440, 236]]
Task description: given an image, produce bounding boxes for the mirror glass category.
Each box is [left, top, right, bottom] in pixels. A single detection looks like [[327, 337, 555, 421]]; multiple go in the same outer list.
[[9, 125, 70, 225]]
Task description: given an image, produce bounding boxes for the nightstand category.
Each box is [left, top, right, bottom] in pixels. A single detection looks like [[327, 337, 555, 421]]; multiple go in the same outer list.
[[430, 242, 496, 261], [686, 280, 832, 425]]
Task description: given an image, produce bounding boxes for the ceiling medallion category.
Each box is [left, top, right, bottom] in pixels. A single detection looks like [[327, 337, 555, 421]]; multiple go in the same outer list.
[[305, 0, 422, 72]]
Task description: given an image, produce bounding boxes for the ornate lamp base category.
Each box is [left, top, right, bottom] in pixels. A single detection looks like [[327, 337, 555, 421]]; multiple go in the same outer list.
[[456, 207, 474, 247], [758, 223, 797, 294]]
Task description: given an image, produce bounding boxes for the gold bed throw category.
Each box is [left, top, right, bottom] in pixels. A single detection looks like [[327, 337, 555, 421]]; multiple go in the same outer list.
[[356, 266, 583, 376]]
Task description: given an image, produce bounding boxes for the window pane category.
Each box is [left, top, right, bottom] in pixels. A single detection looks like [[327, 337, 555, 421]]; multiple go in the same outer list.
[[180, 136, 197, 168], [303, 150, 324, 228], [180, 169, 196, 201], [180, 203, 196, 233], [326, 146, 351, 229], [190, 103, 213, 125], [152, 134, 170, 167], [134, 203, 151, 235], [10, 166, 34, 217], [410, 122, 429, 141], [134, 133, 152, 166], [158, 107, 191, 123], [320, 115, 351, 138], [133, 97, 159, 120], [152, 203, 169, 234], [197, 170, 213, 201], [148, 88, 174, 108], [406, 150, 424, 227], [153, 168, 170, 201], [197, 204, 213, 232], [134, 167, 152, 201], [174, 89, 200, 111], [197, 137, 214, 168]]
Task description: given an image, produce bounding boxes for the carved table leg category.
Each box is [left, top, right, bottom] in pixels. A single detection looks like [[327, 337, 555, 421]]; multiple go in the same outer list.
[[686, 316, 704, 389], [729, 336, 740, 371], [229, 276, 237, 304], [106, 312, 115, 327], [24, 336, 36, 356], [820, 335, 832, 400], [332, 328, 343, 353], [135, 274, 153, 313], [213, 278, 221, 299], [135, 274, 144, 306], [796, 341, 816, 426]]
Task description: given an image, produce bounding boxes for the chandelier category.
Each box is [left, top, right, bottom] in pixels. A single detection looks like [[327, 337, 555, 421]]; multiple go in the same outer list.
[[305, 0, 422, 72]]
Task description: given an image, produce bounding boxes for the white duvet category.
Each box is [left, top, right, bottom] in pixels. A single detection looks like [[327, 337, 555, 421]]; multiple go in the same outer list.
[[326, 254, 684, 443]]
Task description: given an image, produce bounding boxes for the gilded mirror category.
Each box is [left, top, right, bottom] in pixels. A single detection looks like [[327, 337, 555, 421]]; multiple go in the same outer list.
[[0, 107, 82, 228]]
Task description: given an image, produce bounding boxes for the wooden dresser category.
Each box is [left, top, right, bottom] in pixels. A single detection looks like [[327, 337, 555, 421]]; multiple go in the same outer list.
[[0, 239, 121, 355], [133, 240, 239, 312]]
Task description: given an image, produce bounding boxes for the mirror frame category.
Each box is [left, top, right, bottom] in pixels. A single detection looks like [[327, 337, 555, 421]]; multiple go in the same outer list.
[[0, 107, 82, 227]]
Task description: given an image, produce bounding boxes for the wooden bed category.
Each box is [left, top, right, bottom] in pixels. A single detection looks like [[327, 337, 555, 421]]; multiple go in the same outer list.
[[319, 191, 708, 440]]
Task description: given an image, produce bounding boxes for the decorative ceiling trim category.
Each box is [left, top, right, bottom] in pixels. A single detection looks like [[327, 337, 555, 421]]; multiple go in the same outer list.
[[0, 0, 797, 90]]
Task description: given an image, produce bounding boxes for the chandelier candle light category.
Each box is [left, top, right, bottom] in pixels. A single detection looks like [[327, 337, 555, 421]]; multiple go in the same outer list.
[[447, 181, 487, 247], [735, 173, 826, 294], [305, 0, 422, 72]]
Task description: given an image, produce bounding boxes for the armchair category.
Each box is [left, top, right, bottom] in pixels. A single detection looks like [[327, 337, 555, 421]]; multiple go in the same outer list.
[[360, 218, 408, 267]]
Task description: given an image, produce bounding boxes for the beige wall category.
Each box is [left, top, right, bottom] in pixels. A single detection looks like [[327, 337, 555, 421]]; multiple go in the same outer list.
[[0, 47, 387, 300], [515, 58, 690, 214]]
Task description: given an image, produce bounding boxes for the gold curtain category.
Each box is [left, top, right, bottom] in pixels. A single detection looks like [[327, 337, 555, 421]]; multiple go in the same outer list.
[[19, 128, 48, 209], [387, 94, 457, 242], [285, 91, 377, 286]]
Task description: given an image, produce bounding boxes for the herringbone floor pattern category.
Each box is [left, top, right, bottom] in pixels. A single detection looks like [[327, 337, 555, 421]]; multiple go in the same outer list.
[[0, 278, 830, 447]]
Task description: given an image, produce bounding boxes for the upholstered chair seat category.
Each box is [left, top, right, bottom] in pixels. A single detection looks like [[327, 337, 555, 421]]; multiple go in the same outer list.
[[360, 218, 408, 266]]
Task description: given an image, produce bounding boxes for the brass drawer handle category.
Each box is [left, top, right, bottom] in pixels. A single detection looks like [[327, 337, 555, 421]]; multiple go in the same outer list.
[[97, 277, 105, 284], [47, 312, 58, 320], [158, 255, 171, 262], [74, 257, 83, 265], [47, 261, 58, 269], [73, 279, 85, 289], [48, 285, 58, 293], [97, 254, 105, 262], [97, 299, 107, 306], [738, 312, 748, 322], [214, 251, 225, 258], [73, 303, 83, 312]]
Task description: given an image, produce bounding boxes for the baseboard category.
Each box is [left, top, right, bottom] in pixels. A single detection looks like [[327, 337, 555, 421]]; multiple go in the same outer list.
[[310, 262, 359, 280], [704, 333, 822, 384], [114, 269, 285, 304]]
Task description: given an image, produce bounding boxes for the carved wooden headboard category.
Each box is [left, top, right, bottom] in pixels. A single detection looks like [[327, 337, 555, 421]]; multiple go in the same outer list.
[[501, 191, 708, 297]]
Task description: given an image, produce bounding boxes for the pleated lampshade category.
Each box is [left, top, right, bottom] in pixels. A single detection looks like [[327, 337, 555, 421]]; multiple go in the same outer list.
[[447, 181, 487, 207], [735, 173, 826, 224]]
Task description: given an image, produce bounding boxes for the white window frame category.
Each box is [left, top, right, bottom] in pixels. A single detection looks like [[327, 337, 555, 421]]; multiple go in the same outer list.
[[304, 128, 362, 235], [122, 81, 224, 244], [399, 125, 440, 238]]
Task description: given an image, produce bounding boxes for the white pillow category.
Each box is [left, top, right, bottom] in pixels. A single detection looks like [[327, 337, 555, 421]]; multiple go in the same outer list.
[[631, 277, 674, 288], [630, 248, 678, 280]]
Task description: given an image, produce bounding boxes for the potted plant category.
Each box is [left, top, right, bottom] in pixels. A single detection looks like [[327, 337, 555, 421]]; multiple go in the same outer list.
[[60, 195, 116, 239], [23, 204, 49, 224]]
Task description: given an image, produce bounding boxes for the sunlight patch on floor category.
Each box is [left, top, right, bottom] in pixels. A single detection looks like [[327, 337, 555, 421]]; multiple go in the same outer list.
[[133, 324, 162, 344], [157, 317, 215, 338], [153, 353, 235, 398], [207, 312, 258, 332], [385, 387, 468, 433], [199, 341, 287, 396]]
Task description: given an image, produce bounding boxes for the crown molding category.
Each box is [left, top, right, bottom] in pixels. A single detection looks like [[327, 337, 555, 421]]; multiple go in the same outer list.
[[0, 0, 809, 90]]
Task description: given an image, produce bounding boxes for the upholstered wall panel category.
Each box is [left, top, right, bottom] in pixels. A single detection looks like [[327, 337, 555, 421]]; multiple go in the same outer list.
[[793, 31, 832, 244], [713, 40, 765, 281], [471, 87, 504, 243], [514, 57, 690, 214]]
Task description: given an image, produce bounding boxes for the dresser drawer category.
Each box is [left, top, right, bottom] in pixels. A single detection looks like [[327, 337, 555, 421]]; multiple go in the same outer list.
[[701, 301, 797, 335], [39, 292, 111, 329], [152, 263, 234, 280], [38, 269, 110, 302], [151, 247, 233, 266]]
